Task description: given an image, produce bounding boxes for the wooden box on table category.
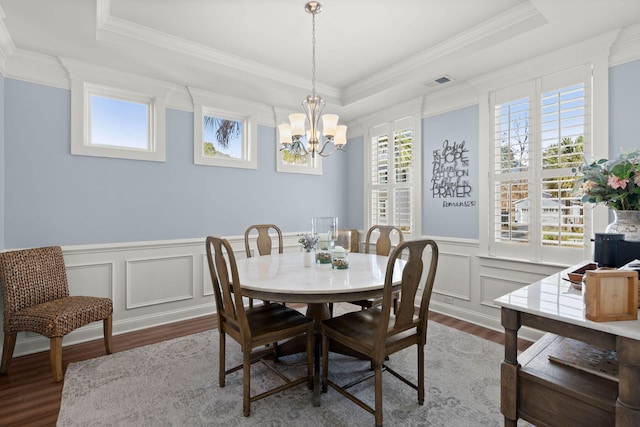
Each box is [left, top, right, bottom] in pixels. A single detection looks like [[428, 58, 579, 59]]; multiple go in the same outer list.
[[585, 270, 638, 322]]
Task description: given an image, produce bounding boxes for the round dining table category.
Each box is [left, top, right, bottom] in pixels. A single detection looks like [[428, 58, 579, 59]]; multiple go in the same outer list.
[[234, 251, 406, 406]]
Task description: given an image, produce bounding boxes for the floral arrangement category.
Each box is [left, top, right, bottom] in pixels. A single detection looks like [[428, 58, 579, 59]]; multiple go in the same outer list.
[[298, 233, 318, 251], [573, 149, 640, 210]]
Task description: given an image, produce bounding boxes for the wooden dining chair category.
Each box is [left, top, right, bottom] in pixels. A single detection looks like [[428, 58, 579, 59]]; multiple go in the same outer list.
[[321, 239, 439, 427], [244, 224, 284, 308], [348, 225, 404, 312], [205, 236, 314, 417], [244, 224, 284, 258], [0, 246, 113, 382]]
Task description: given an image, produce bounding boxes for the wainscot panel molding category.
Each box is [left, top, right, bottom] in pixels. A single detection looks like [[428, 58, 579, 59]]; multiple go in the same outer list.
[[0, 233, 304, 357], [125, 255, 195, 309], [0, 233, 555, 356], [433, 252, 471, 301]]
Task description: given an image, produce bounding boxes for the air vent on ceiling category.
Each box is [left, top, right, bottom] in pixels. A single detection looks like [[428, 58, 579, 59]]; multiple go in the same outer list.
[[425, 75, 452, 88]]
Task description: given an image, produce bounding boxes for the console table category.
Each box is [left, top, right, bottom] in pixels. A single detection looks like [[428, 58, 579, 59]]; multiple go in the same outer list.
[[494, 264, 640, 426]]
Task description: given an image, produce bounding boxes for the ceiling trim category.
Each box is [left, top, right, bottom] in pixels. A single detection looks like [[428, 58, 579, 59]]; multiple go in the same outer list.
[[0, 5, 15, 75], [341, 2, 547, 106], [469, 29, 621, 93], [95, 0, 341, 101]]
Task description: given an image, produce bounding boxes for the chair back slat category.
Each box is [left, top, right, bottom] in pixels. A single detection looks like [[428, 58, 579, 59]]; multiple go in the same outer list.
[[0, 246, 69, 324], [206, 236, 249, 339], [244, 224, 284, 258], [375, 239, 439, 351], [365, 225, 404, 256]]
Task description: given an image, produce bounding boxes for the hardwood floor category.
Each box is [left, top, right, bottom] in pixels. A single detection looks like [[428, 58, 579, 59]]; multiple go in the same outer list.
[[0, 310, 530, 427]]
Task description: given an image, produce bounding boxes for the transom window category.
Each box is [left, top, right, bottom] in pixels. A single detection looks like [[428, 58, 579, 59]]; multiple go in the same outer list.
[[69, 76, 167, 162]]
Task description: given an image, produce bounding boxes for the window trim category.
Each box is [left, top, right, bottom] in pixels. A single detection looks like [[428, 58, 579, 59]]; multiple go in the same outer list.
[[194, 106, 257, 169], [482, 63, 607, 265], [65, 58, 170, 162], [190, 87, 258, 170], [362, 99, 422, 238]]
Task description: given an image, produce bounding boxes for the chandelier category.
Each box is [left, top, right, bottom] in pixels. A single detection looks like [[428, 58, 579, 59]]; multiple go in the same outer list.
[[278, 1, 347, 159]]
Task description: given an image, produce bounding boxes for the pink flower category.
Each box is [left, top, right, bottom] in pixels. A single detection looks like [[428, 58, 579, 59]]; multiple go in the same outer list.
[[582, 180, 597, 192], [608, 175, 628, 190], [634, 171, 640, 186]]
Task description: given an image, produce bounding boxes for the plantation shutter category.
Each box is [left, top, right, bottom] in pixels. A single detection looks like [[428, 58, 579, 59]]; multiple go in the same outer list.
[[370, 117, 414, 233], [490, 66, 590, 262]]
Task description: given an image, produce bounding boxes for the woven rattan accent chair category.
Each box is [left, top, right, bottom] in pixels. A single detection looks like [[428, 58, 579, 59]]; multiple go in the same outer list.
[[348, 225, 404, 312], [243, 224, 284, 308], [321, 239, 439, 427], [206, 236, 314, 417], [0, 246, 113, 382]]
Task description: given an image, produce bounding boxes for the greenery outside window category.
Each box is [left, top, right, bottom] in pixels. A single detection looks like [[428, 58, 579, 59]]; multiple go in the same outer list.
[[191, 89, 258, 170], [489, 66, 591, 262]]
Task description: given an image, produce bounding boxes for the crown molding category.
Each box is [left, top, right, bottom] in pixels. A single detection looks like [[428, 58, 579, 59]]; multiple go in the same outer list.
[[469, 29, 621, 93], [188, 86, 274, 126], [95, 0, 341, 102], [59, 56, 175, 99], [4, 49, 69, 89], [0, 5, 15, 75], [342, 2, 546, 106], [609, 23, 640, 67]]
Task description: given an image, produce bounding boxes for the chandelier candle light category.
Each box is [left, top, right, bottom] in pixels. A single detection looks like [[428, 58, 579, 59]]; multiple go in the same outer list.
[[278, 2, 347, 159]]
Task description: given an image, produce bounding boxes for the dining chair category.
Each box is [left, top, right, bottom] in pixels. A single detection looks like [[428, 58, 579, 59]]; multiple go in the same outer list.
[[348, 225, 404, 312], [321, 238, 439, 427], [244, 224, 284, 308], [205, 236, 314, 417], [0, 246, 113, 382]]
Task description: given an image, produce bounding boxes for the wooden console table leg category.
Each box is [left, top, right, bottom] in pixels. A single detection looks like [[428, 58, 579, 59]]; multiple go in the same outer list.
[[501, 307, 521, 427], [616, 336, 640, 426]]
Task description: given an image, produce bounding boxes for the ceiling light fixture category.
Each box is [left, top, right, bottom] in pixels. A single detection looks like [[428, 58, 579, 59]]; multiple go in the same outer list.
[[278, 1, 346, 159]]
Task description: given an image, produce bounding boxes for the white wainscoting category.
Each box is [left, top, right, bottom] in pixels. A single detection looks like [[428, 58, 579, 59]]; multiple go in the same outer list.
[[0, 234, 303, 357], [0, 234, 567, 357]]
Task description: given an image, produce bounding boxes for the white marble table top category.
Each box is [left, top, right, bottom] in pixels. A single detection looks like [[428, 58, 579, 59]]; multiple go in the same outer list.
[[494, 264, 640, 341], [234, 252, 405, 302]]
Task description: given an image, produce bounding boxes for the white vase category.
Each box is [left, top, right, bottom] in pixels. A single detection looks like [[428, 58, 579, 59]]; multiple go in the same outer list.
[[303, 250, 312, 267], [605, 210, 640, 241]]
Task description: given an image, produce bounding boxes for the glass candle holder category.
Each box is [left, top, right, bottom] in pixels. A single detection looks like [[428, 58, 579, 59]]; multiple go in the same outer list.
[[312, 217, 338, 264], [332, 246, 349, 269]]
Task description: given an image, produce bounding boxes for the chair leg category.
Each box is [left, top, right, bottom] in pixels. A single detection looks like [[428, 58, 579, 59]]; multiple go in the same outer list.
[[418, 344, 424, 405], [243, 352, 251, 417], [0, 332, 17, 374], [219, 332, 226, 387], [50, 336, 63, 382], [374, 364, 383, 427], [103, 315, 113, 354]]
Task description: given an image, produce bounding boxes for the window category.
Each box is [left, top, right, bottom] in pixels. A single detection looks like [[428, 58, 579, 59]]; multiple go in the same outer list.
[[366, 114, 420, 235], [71, 83, 165, 161], [190, 89, 257, 169], [64, 58, 171, 162], [276, 135, 322, 175], [490, 67, 590, 262], [90, 92, 150, 150]]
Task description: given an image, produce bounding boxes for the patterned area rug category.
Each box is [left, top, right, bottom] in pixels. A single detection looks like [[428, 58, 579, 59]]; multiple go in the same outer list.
[[58, 312, 506, 426]]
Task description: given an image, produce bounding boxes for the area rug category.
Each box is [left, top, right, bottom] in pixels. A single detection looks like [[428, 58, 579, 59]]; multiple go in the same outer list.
[[58, 315, 507, 426]]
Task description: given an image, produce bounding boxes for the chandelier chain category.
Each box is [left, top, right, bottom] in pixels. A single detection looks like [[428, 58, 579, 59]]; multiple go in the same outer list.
[[311, 10, 316, 98]]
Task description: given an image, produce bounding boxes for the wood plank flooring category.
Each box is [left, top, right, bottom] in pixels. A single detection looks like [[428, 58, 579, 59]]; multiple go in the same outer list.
[[0, 310, 529, 427]]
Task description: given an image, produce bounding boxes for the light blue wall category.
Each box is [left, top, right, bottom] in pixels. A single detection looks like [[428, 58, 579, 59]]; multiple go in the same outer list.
[[344, 135, 364, 230], [609, 59, 640, 156], [422, 105, 479, 239], [3, 59, 639, 249], [3, 79, 347, 248]]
